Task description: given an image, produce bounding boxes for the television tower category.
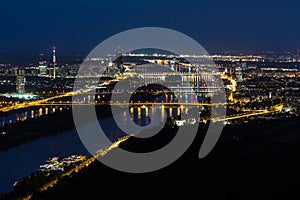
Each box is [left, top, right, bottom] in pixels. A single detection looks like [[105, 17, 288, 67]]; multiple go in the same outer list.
[[52, 46, 57, 79]]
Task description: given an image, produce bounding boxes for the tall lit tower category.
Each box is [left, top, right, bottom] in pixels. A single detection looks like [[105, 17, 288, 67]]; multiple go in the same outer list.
[[52, 46, 57, 79]]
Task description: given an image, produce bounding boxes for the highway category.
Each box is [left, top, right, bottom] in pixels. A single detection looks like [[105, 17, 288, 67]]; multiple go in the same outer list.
[[0, 80, 116, 113], [36, 102, 229, 107], [0, 92, 76, 113], [211, 104, 283, 122]]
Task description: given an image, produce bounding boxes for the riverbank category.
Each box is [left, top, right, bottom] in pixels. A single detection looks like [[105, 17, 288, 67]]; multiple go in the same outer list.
[[5, 116, 300, 200], [0, 105, 113, 151]]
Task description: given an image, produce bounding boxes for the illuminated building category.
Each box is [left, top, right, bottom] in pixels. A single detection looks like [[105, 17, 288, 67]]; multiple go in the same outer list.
[[38, 60, 48, 76], [16, 70, 26, 94], [235, 66, 243, 82]]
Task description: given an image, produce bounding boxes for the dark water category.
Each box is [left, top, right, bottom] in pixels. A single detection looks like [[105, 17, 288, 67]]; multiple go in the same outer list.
[[0, 106, 177, 193], [0, 112, 133, 193], [0, 128, 89, 193]]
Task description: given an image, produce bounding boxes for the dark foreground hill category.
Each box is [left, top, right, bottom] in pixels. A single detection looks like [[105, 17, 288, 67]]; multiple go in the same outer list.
[[8, 117, 300, 200]]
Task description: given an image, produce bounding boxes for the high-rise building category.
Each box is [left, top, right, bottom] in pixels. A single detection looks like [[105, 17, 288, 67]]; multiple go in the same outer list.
[[235, 66, 243, 82], [234, 62, 245, 82], [16, 70, 26, 94], [115, 49, 123, 66], [38, 60, 48, 76]]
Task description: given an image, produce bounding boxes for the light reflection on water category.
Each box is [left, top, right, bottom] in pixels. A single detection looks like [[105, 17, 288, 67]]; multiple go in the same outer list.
[[0, 106, 181, 193], [0, 106, 69, 127]]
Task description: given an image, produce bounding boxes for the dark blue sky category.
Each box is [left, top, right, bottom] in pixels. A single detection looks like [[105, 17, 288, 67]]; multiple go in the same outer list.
[[0, 0, 299, 53]]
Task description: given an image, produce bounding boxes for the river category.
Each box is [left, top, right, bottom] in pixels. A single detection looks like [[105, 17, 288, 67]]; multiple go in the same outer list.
[[0, 105, 180, 193]]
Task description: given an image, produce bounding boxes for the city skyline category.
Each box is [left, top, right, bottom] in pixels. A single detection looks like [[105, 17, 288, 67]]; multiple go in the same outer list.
[[1, 1, 300, 199]]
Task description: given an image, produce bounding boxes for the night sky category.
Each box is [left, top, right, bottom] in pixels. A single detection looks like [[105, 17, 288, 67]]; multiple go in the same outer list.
[[0, 0, 300, 53]]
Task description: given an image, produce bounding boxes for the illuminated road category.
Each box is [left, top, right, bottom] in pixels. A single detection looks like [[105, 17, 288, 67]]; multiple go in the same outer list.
[[0, 99, 228, 113], [0, 80, 116, 113], [211, 104, 283, 122], [211, 110, 269, 123], [0, 91, 84, 113], [0, 71, 283, 125], [36, 102, 229, 107], [0, 97, 283, 123], [21, 136, 130, 200], [19, 104, 284, 199], [0, 92, 75, 112]]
